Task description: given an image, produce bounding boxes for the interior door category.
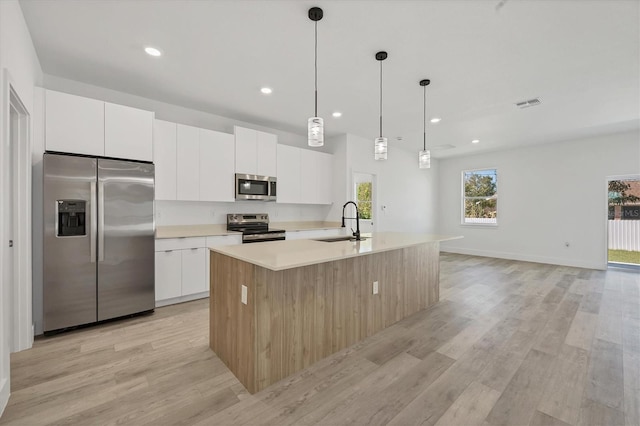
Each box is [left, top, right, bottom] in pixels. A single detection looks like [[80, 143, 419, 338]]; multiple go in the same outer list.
[[97, 159, 155, 321]]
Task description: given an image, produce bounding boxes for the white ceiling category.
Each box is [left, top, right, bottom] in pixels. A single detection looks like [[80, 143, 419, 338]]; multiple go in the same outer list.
[[19, 0, 640, 158]]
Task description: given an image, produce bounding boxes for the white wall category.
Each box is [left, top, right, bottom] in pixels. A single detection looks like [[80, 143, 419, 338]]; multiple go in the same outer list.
[[156, 201, 331, 226], [438, 131, 640, 269], [0, 0, 43, 415], [338, 134, 438, 233]]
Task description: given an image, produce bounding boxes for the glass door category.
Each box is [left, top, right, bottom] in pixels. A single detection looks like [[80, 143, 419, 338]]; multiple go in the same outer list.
[[353, 172, 375, 233], [608, 176, 640, 267]]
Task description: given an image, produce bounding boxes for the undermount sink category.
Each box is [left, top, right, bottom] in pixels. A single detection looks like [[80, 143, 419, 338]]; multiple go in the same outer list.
[[313, 236, 370, 243]]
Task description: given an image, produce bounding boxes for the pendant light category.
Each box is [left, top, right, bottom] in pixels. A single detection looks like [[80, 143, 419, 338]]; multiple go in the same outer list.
[[308, 7, 324, 147], [419, 79, 431, 169], [374, 51, 388, 160]]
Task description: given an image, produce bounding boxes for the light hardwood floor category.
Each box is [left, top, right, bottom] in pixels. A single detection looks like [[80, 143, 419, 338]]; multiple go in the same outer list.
[[1, 253, 638, 425]]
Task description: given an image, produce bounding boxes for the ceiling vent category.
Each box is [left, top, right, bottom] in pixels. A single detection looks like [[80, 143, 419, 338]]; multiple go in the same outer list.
[[515, 98, 541, 109]]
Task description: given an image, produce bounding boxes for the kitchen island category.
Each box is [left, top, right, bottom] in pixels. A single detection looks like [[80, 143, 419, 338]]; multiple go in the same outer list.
[[209, 232, 461, 393]]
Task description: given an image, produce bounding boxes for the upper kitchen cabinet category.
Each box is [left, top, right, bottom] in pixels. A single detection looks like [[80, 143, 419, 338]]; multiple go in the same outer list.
[[276, 145, 333, 205], [234, 126, 277, 176], [104, 102, 153, 161], [199, 128, 235, 202], [44, 90, 154, 161], [276, 144, 301, 204], [154, 119, 235, 202], [153, 119, 177, 200], [45, 90, 104, 156], [176, 124, 200, 201]]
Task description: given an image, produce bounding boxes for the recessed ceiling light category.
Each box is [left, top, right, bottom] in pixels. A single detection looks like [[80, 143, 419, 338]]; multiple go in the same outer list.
[[471, 139, 480, 144], [260, 87, 272, 95], [430, 117, 441, 123], [332, 112, 342, 118], [144, 46, 162, 57]]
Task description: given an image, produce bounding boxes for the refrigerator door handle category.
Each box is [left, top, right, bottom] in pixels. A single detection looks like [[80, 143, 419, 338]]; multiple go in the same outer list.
[[98, 180, 105, 262], [90, 181, 97, 263]]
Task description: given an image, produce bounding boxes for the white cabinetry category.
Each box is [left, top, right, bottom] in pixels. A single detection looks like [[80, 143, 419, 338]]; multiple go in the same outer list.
[[154, 120, 235, 202], [155, 237, 208, 306], [276, 145, 301, 204], [44, 90, 153, 161], [276, 145, 333, 205], [153, 120, 177, 200], [199, 129, 235, 202], [154, 250, 182, 301], [45, 90, 104, 156], [176, 124, 200, 201], [155, 234, 242, 306], [104, 102, 153, 161], [234, 126, 277, 176]]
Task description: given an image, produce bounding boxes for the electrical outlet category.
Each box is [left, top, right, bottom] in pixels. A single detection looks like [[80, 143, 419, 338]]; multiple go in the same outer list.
[[373, 281, 379, 295], [241, 285, 248, 304]]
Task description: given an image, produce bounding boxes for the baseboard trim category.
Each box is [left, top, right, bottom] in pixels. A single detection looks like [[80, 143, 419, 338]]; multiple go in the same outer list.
[[0, 377, 9, 417], [440, 247, 606, 270], [155, 291, 209, 308]]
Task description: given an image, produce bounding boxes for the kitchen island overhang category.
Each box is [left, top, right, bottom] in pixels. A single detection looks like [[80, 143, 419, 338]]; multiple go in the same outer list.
[[209, 232, 462, 393]]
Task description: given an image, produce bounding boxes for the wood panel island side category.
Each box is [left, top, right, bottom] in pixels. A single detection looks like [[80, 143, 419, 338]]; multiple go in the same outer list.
[[209, 232, 461, 393]]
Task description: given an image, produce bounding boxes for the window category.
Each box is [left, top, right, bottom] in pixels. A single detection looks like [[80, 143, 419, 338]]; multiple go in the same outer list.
[[462, 168, 497, 225], [356, 181, 372, 220]]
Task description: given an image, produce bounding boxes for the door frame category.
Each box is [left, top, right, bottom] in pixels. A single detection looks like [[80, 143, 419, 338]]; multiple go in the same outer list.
[[606, 174, 640, 269], [1, 68, 33, 359], [352, 171, 377, 232]]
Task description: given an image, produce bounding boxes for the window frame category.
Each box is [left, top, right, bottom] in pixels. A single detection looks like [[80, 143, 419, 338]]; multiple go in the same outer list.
[[461, 167, 498, 227]]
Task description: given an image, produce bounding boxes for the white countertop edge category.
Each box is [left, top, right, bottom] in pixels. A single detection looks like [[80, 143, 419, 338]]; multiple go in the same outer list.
[[209, 233, 463, 271]]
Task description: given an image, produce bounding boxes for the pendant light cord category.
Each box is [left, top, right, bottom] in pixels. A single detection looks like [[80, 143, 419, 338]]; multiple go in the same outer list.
[[314, 21, 318, 117], [423, 85, 427, 150], [379, 60, 383, 138]]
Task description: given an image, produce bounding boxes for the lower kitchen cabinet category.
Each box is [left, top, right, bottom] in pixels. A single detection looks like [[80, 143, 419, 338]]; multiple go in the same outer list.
[[154, 234, 242, 307]]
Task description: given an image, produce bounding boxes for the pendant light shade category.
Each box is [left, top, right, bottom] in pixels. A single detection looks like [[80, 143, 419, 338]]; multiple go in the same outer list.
[[419, 79, 431, 169], [374, 51, 388, 160], [308, 7, 324, 147]]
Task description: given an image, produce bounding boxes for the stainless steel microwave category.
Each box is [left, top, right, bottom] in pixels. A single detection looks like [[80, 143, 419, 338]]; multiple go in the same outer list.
[[235, 173, 277, 201]]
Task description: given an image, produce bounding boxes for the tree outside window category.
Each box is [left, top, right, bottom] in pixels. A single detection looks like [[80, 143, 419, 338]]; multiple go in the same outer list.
[[463, 169, 497, 224], [356, 182, 372, 220]]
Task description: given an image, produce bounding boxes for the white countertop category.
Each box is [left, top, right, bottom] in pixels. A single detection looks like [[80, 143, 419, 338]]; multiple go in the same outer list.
[[209, 232, 463, 271], [155, 221, 343, 239]]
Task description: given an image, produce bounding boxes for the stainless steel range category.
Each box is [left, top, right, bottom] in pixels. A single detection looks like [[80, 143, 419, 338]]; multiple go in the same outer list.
[[227, 214, 286, 243]]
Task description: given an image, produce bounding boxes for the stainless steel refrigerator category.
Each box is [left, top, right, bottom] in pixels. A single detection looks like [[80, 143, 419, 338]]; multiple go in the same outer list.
[[43, 153, 155, 332]]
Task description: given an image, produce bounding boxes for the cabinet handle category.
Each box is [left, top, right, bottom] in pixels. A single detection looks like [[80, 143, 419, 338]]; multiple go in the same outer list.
[[164, 250, 173, 253]]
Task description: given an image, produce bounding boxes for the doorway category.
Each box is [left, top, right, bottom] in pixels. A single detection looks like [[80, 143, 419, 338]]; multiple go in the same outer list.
[[607, 175, 640, 268], [353, 172, 375, 233]]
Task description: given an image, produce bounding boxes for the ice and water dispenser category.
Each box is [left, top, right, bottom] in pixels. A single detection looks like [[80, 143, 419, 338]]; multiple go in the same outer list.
[[56, 200, 86, 237]]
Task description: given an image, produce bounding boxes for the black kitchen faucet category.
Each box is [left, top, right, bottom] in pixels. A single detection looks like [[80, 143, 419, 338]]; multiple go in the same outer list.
[[341, 201, 361, 241]]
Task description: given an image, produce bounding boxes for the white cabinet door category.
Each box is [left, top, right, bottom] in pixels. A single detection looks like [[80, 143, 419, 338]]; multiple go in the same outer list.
[[316, 151, 333, 205], [200, 129, 235, 202], [176, 124, 200, 201], [299, 148, 317, 204], [155, 250, 182, 301], [45, 90, 104, 156], [257, 131, 277, 177], [234, 126, 257, 175], [276, 145, 301, 204], [181, 247, 207, 296], [104, 102, 153, 161], [153, 120, 177, 200]]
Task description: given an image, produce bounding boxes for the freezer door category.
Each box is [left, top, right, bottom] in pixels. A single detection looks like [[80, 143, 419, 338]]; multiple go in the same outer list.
[[43, 153, 98, 332], [97, 159, 155, 321]]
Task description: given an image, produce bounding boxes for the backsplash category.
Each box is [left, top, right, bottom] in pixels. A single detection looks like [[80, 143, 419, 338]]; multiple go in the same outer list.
[[155, 200, 333, 226]]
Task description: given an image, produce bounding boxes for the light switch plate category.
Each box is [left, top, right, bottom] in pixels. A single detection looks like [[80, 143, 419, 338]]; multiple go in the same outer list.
[[241, 285, 248, 304], [373, 281, 379, 295]]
